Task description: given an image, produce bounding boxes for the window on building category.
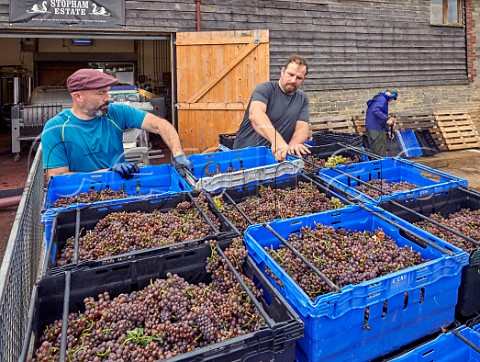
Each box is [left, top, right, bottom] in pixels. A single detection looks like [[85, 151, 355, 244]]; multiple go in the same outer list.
[[430, 0, 462, 25]]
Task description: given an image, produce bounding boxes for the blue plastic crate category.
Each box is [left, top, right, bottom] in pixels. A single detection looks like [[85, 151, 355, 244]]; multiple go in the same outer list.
[[243, 205, 469, 362], [318, 157, 468, 204], [379, 187, 480, 318], [42, 164, 191, 249], [186, 147, 303, 192], [395, 130, 423, 158], [389, 324, 480, 361], [44, 164, 191, 210]]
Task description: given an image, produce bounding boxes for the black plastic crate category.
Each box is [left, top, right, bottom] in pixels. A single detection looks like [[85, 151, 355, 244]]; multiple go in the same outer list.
[[43, 192, 239, 275], [414, 130, 440, 156], [23, 244, 304, 362], [297, 144, 370, 174], [312, 130, 363, 148], [379, 187, 480, 319], [210, 173, 349, 234], [219, 133, 236, 150]]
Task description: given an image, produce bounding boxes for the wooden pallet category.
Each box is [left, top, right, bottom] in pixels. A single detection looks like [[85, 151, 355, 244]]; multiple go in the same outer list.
[[395, 112, 437, 131], [310, 116, 356, 134], [352, 112, 446, 150], [352, 114, 366, 134], [434, 111, 480, 150], [396, 112, 447, 151]]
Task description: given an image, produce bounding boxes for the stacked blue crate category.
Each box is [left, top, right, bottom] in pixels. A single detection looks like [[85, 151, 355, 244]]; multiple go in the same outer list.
[[317, 157, 468, 204], [243, 205, 469, 362], [389, 324, 480, 361], [42, 164, 191, 251]]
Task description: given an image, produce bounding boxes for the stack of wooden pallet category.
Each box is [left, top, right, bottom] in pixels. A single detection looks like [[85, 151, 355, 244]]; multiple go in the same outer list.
[[310, 115, 355, 134], [311, 111, 480, 152], [395, 112, 447, 151], [433, 111, 480, 150], [352, 114, 366, 134]]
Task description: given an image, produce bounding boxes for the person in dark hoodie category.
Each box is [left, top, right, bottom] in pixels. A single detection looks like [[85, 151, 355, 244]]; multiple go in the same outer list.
[[365, 90, 398, 157]]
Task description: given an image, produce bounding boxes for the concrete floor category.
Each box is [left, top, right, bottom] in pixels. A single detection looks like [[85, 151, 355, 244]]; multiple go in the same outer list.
[[0, 130, 479, 264], [412, 148, 480, 191]]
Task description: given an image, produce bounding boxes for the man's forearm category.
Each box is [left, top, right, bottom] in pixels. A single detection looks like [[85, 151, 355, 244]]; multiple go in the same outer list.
[[251, 115, 288, 149], [289, 131, 308, 145], [157, 122, 184, 156], [142, 114, 185, 156]]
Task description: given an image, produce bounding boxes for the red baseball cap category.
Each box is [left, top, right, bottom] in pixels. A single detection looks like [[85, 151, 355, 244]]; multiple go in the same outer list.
[[66, 69, 119, 92]]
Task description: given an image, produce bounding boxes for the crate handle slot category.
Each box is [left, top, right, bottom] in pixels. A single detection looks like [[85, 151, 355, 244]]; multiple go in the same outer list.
[[403, 291, 409, 310]]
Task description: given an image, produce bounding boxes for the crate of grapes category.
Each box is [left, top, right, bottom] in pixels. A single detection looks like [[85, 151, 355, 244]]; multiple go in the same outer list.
[[186, 146, 304, 192], [44, 164, 191, 210], [379, 187, 480, 319], [243, 205, 469, 362], [388, 324, 480, 361], [210, 173, 347, 235], [317, 157, 468, 205], [21, 240, 304, 362], [288, 143, 373, 175], [42, 165, 192, 245], [43, 192, 239, 274]]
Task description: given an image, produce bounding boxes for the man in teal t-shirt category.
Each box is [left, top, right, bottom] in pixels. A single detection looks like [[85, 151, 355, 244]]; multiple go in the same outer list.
[[41, 69, 192, 180]]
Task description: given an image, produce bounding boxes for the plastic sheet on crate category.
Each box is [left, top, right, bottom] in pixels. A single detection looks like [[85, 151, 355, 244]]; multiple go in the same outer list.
[[243, 205, 469, 362], [186, 147, 304, 192], [318, 157, 468, 204]]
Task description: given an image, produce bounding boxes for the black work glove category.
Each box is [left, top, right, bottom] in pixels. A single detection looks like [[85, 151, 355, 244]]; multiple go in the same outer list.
[[173, 154, 193, 177], [110, 162, 139, 179]]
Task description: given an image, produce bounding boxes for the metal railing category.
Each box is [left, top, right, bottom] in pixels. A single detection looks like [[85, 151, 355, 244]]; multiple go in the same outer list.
[[0, 148, 44, 362]]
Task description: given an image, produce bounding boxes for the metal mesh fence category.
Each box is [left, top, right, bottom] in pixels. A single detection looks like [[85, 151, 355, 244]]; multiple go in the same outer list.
[[0, 149, 44, 362]]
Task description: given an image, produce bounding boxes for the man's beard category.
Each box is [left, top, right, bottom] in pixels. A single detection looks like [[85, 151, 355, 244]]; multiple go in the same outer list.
[[94, 103, 109, 117]]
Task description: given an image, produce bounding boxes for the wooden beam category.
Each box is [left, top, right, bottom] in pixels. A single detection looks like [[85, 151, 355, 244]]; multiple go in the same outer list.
[[177, 102, 246, 110]]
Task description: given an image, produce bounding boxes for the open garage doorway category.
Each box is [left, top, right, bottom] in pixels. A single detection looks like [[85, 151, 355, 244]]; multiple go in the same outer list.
[[1, 35, 174, 160], [1, 36, 173, 122]]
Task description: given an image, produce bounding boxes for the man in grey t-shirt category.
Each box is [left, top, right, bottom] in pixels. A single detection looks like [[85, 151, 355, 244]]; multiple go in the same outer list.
[[233, 55, 311, 160]]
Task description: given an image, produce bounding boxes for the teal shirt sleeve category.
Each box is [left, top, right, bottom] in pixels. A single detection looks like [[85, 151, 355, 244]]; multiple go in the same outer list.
[[41, 112, 70, 170], [107, 103, 147, 129]]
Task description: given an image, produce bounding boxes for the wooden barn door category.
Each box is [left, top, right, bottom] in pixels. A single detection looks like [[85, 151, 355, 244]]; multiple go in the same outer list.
[[176, 29, 269, 153]]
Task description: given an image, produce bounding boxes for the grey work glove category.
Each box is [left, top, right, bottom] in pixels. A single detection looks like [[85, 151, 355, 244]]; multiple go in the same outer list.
[[173, 154, 193, 177], [110, 162, 139, 179]]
